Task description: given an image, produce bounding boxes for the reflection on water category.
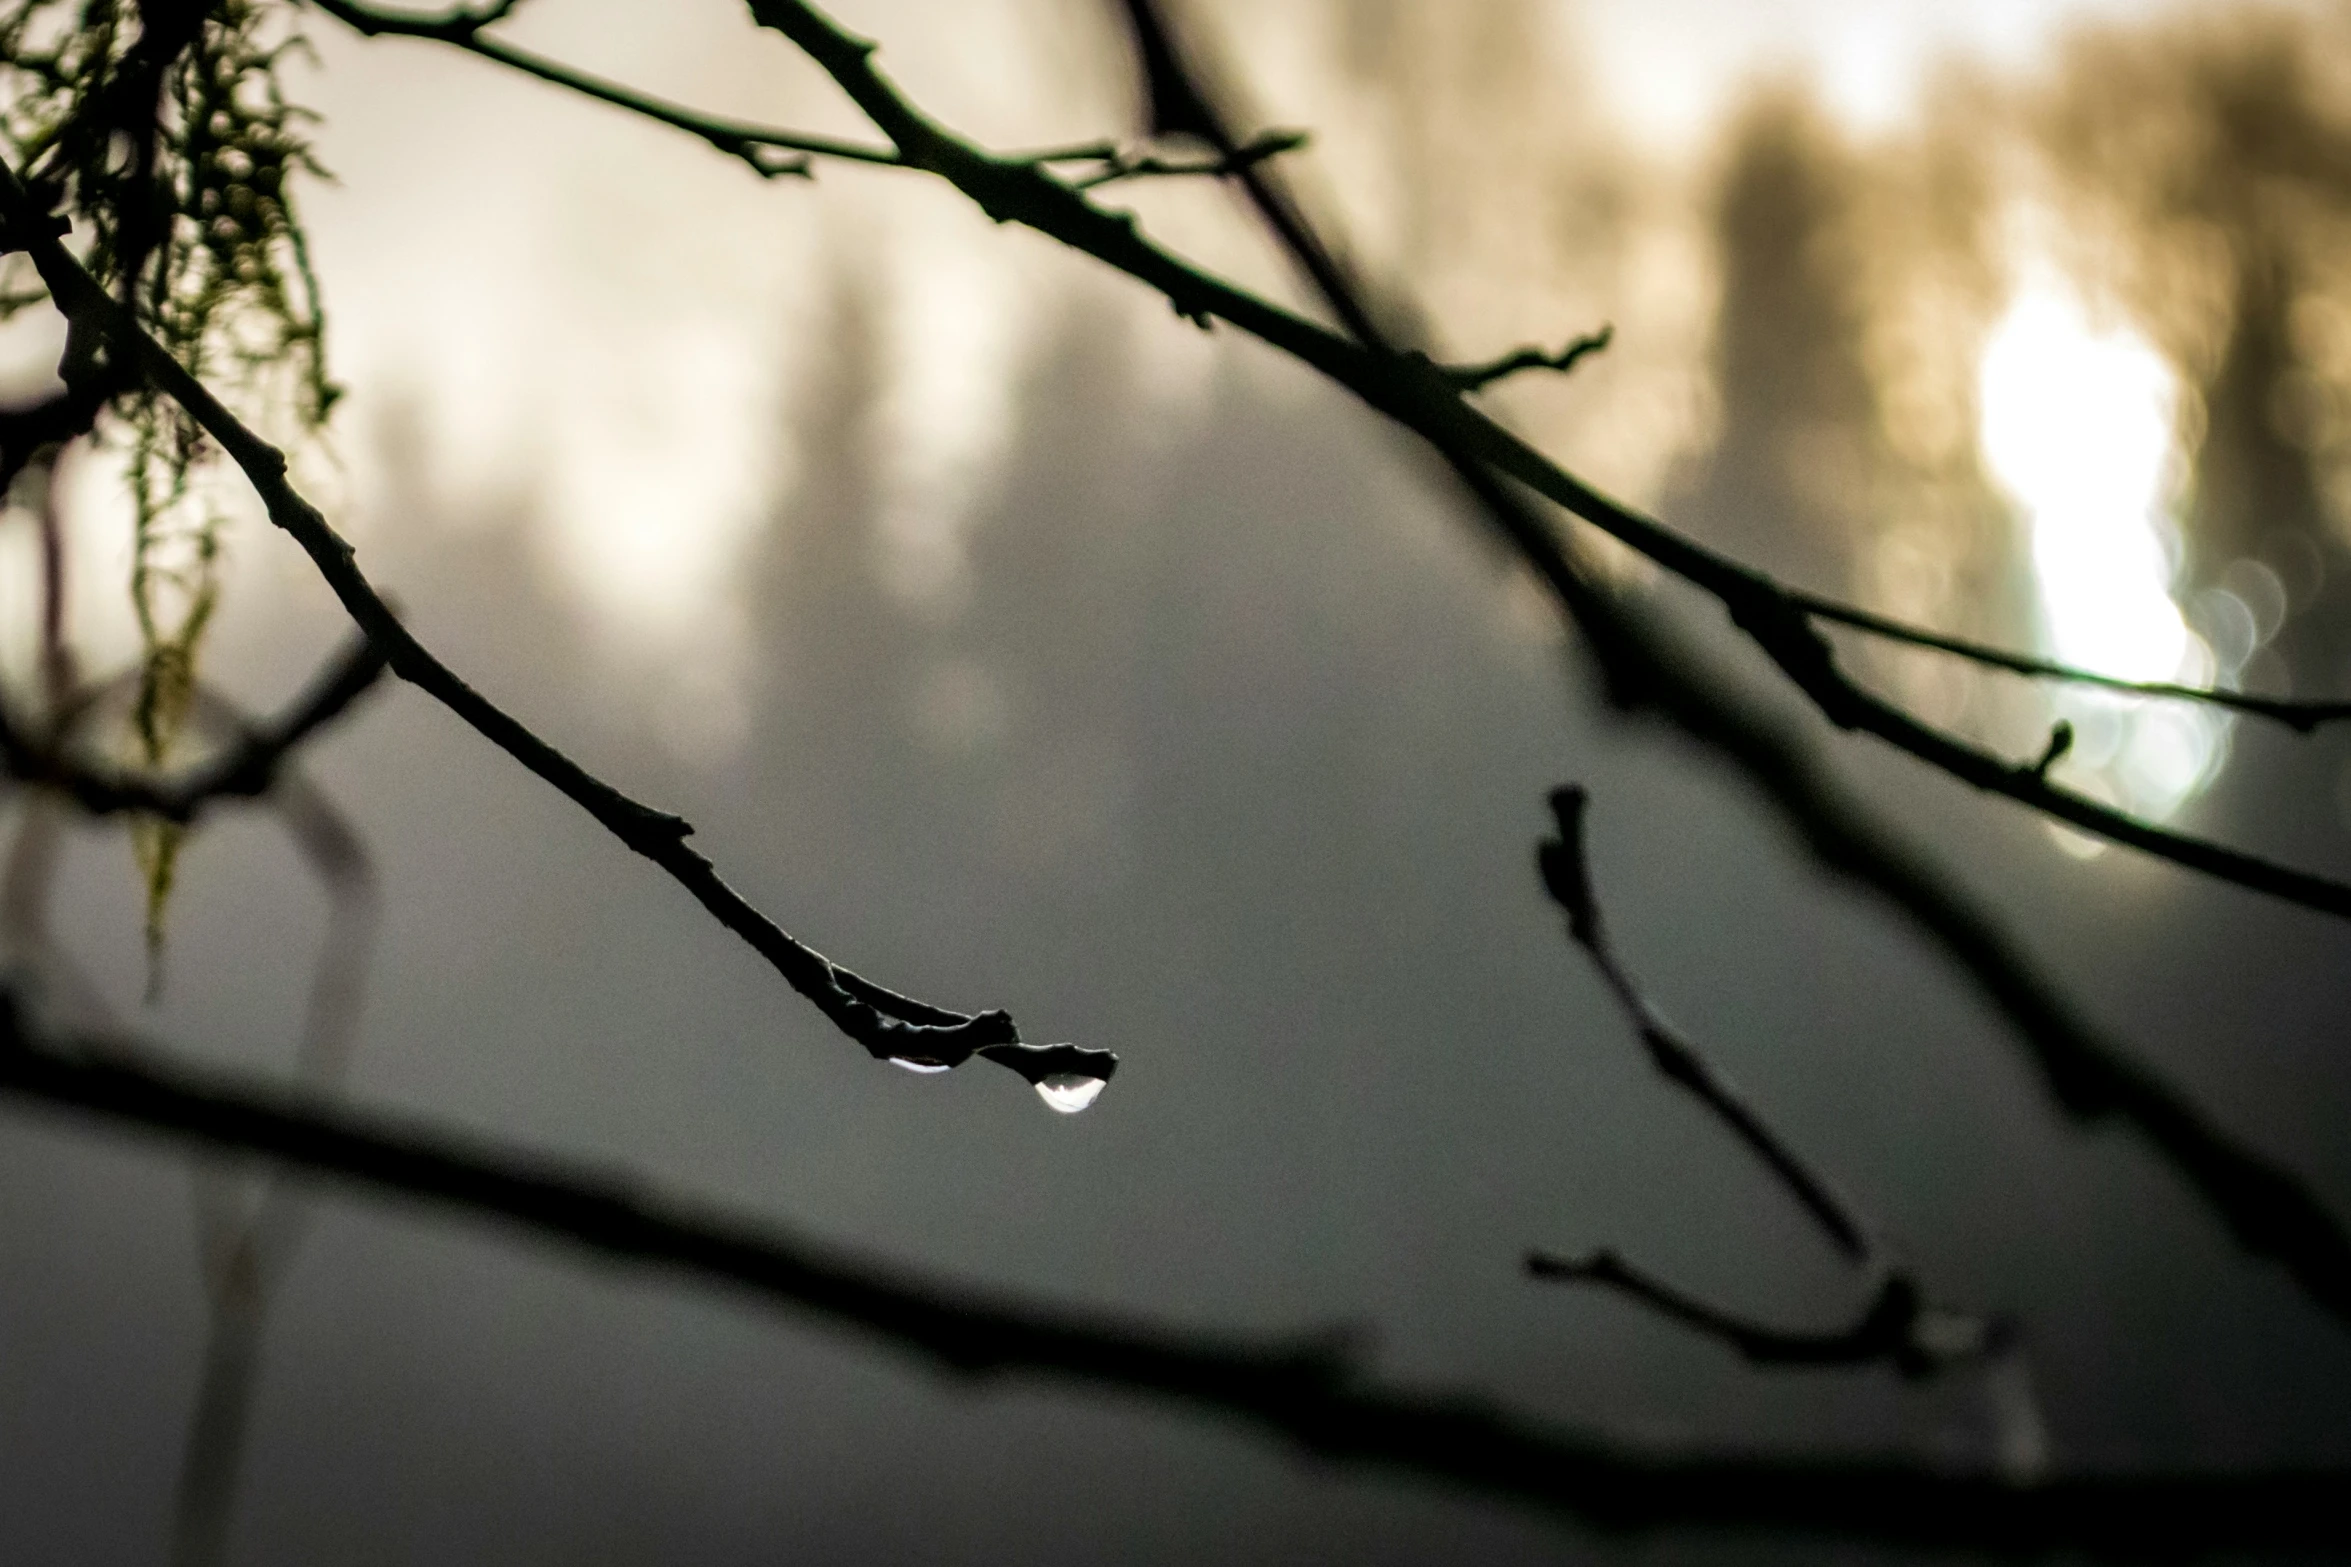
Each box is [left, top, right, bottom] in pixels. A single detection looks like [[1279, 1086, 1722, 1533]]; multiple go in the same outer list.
[[1977, 250, 2228, 828]]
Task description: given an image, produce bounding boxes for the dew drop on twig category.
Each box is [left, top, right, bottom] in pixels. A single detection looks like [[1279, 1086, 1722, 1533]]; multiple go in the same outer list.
[[887, 1056, 953, 1075], [1034, 1073, 1106, 1113]]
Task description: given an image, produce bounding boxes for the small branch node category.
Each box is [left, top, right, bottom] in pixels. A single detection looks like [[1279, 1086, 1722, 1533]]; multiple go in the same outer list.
[[1443, 325, 1613, 392], [2028, 720, 2074, 781], [1052, 129, 1306, 190]]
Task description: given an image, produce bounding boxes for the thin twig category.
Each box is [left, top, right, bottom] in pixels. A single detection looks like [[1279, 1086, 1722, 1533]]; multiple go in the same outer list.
[[0, 999, 2345, 1555], [1796, 591, 2351, 731], [1528, 786, 2002, 1378], [744, 0, 2351, 1326], [1440, 325, 1614, 392], [1524, 1254, 2000, 1376], [225, 0, 2351, 1328], [1064, 129, 1307, 189], [1539, 787, 1873, 1261], [303, 0, 901, 178], [171, 696, 380, 1567]]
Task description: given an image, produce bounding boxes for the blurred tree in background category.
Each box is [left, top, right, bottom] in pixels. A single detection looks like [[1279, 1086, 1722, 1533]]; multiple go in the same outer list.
[[3, 1, 2351, 1561]]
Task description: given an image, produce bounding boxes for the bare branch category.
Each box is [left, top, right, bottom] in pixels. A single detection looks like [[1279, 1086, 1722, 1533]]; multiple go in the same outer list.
[[0, 161, 1109, 1097], [2, 620, 386, 1567], [173, 736, 380, 1567], [0, 311, 125, 499], [1530, 786, 2005, 1379], [1440, 325, 1614, 392], [1539, 786, 1873, 1262], [303, 0, 903, 179], [0, 995, 2345, 1555], [1061, 129, 1307, 189], [1797, 591, 2351, 731], [1070, 0, 2351, 1333]]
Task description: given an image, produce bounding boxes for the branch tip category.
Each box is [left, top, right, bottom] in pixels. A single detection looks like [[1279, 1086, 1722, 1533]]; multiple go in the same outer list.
[[1444, 325, 1614, 392]]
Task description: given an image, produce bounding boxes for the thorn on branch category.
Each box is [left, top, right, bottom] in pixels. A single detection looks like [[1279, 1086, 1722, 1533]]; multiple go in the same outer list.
[[1443, 325, 1613, 393], [2029, 720, 2074, 781]]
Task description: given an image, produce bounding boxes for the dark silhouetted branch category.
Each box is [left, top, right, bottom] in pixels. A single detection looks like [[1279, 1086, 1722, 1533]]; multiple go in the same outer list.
[[304, 0, 901, 178], [0, 160, 1110, 1098], [1, 995, 2347, 1556], [1538, 786, 1872, 1263], [1440, 325, 1614, 392], [1054, 129, 1307, 189], [3, 507, 385, 1567], [1796, 590, 2351, 731], [1529, 785, 2003, 1380]]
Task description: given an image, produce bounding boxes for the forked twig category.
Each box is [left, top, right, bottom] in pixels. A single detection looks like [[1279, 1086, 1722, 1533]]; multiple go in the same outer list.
[[1054, 128, 1307, 189], [718, 0, 2351, 917], [1527, 785, 2006, 1381]]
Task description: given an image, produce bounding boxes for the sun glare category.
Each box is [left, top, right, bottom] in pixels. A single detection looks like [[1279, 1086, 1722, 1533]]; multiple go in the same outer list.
[[1976, 265, 2227, 832]]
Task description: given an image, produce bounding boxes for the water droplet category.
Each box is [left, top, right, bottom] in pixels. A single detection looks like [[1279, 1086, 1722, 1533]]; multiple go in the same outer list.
[[1034, 1073, 1106, 1113], [888, 1056, 953, 1075]]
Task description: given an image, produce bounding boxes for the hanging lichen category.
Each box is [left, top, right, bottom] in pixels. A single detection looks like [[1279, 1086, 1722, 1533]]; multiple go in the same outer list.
[[0, 0, 336, 979]]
